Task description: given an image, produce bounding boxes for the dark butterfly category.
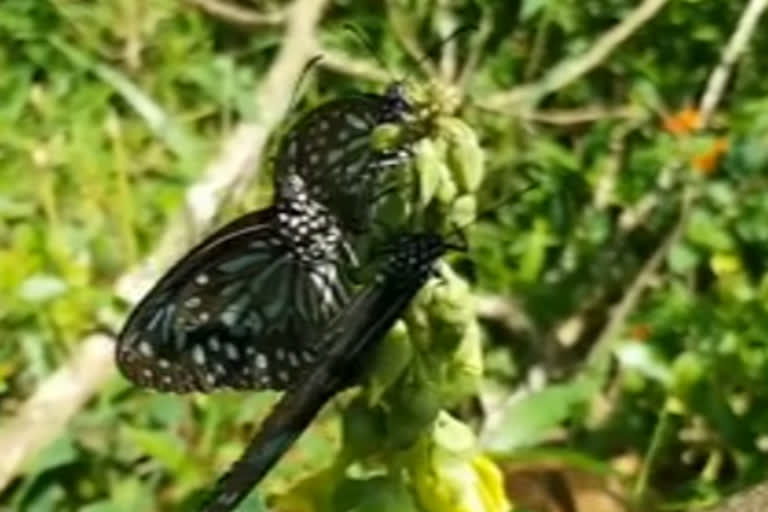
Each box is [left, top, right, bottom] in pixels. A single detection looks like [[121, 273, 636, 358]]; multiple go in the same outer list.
[[199, 232, 464, 512], [274, 82, 417, 232], [115, 175, 355, 392]]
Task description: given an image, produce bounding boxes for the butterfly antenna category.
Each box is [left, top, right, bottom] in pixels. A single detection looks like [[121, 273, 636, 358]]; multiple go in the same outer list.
[[288, 54, 324, 113], [342, 24, 394, 80], [410, 24, 477, 81], [445, 178, 539, 247]]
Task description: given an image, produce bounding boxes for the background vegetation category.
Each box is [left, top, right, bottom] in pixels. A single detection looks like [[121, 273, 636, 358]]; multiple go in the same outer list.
[[2, 0, 768, 510]]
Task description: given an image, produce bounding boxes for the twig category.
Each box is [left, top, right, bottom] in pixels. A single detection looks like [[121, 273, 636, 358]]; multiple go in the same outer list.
[[481, 0, 671, 112], [587, 189, 693, 369], [0, 334, 115, 487], [316, 48, 392, 84], [703, 479, 768, 512], [436, 0, 458, 82], [698, 0, 768, 126], [593, 115, 649, 209], [184, 0, 286, 26], [521, 105, 645, 125], [522, 5, 553, 81], [387, 3, 437, 77], [0, 0, 329, 492], [455, 9, 493, 93], [474, 293, 540, 339]]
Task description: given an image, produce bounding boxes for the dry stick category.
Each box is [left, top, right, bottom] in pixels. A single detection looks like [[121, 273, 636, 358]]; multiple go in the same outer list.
[[474, 293, 542, 341], [435, 0, 458, 82], [455, 9, 493, 93], [0, 0, 329, 493], [520, 105, 645, 126], [699, 0, 768, 126], [481, 0, 671, 112], [387, 4, 437, 78], [704, 479, 768, 512], [184, 0, 286, 26], [316, 48, 392, 84], [586, 189, 693, 369]]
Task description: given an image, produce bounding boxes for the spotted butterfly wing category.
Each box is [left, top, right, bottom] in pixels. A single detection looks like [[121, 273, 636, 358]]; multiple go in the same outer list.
[[116, 196, 351, 393], [200, 232, 460, 512], [274, 83, 415, 231]]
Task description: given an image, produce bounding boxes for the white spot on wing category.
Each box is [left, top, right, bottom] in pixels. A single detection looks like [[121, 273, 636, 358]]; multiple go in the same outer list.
[[138, 341, 153, 357], [220, 310, 237, 326], [225, 343, 239, 360], [345, 113, 368, 130], [193, 345, 206, 365], [255, 353, 267, 369]]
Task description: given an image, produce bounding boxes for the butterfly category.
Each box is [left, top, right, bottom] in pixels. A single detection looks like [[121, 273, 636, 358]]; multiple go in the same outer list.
[[199, 232, 464, 512], [273, 82, 418, 232], [115, 175, 355, 392]]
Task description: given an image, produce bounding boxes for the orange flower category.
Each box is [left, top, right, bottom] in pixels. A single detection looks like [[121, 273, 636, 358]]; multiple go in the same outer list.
[[630, 324, 651, 341], [662, 107, 701, 135], [692, 137, 729, 175]]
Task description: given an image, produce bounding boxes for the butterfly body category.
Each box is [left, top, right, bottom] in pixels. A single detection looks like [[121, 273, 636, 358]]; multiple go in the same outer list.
[[116, 178, 353, 393]]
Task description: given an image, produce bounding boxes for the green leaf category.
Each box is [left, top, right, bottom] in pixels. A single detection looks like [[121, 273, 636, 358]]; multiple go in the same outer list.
[[481, 376, 598, 453], [18, 274, 68, 302]]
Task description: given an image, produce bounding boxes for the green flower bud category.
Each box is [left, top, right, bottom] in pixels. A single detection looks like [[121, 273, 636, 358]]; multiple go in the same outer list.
[[410, 413, 510, 512], [439, 322, 483, 405], [371, 122, 407, 152], [384, 380, 442, 450], [367, 321, 413, 404], [341, 395, 386, 460], [448, 194, 477, 229], [437, 117, 485, 193], [332, 475, 418, 512]]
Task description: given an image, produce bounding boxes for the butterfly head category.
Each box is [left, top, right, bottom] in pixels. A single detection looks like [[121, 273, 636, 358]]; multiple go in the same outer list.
[[378, 81, 414, 123], [378, 232, 466, 287]]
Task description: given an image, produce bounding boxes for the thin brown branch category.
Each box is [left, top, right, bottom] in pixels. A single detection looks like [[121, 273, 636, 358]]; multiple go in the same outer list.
[[592, 114, 649, 209], [0, 0, 329, 492], [475, 293, 539, 339], [456, 9, 493, 93], [698, 0, 768, 126], [521, 105, 645, 125], [185, 0, 286, 26], [435, 0, 458, 82], [587, 189, 694, 369], [316, 48, 392, 84], [387, 3, 437, 77], [481, 0, 671, 113], [703, 479, 768, 512], [522, 6, 553, 81]]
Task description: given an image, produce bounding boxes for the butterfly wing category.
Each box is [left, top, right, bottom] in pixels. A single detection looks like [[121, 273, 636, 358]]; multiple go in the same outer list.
[[200, 233, 451, 512], [275, 91, 413, 230], [116, 207, 349, 393]]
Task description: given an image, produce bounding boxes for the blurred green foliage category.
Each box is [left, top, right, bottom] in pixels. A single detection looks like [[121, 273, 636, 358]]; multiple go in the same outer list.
[[4, 0, 768, 511]]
